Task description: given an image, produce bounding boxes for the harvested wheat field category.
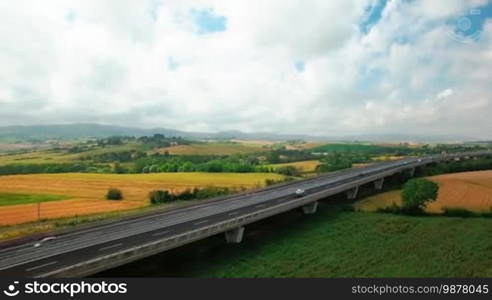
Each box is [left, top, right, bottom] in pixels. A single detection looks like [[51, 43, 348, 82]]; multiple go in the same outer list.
[[0, 172, 284, 225], [267, 160, 320, 173], [355, 170, 492, 213], [156, 143, 268, 155]]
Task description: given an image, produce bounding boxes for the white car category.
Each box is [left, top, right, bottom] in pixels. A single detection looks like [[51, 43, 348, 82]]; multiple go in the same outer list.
[[295, 189, 305, 197], [34, 236, 57, 248]]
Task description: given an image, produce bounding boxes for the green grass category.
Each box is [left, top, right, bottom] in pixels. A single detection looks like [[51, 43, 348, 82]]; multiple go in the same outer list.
[[192, 210, 492, 277], [0, 192, 69, 206], [312, 143, 409, 154]]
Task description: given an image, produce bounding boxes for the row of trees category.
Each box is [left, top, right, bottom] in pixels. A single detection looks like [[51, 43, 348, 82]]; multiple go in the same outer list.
[[315, 152, 372, 172], [149, 186, 236, 204], [0, 163, 104, 175], [134, 154, 271, 174]]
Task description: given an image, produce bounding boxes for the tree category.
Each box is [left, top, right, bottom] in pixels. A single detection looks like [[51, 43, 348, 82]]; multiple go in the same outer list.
[[106, 188, 123, 200], [401, 178, 439, 213], [149, 190, 174, 204], [276, 166, 300, 176]]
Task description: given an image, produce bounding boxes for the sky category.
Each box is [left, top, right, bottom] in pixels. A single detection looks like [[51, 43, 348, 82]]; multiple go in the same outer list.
[[0, 0, 491, 138]]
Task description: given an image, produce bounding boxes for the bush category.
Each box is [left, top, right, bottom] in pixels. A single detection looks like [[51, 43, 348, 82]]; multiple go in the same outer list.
[[149, 190, 174, 204], [401, 178, 439, 213], [149, 186, 234, 205], [106, 188, 123, 200], [275, 166, 301, 176]]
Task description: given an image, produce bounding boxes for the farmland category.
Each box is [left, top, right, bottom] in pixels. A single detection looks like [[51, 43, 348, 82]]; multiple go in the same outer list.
[[0, 144, 139, 165], [266, 160, 320, 173], [0, 172, 284, 225], [355, 170, 492, 213], [195, 212, 492, 277], [0, 192, 69, 206], [105, 207, 492, 277], [156, 142, 269, 155]]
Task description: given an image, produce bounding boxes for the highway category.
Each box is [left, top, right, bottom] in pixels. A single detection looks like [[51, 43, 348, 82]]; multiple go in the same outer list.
[[0, 151, 489, 277]]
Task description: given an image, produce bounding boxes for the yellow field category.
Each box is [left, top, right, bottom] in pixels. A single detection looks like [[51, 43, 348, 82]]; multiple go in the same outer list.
[[266, 160, 320, 173], [156, 143, 268, 155], [355, 171, 492, 213], [372, 155, 405, 161], [231, 139, 275, 147], [0, 172, 284, 225]]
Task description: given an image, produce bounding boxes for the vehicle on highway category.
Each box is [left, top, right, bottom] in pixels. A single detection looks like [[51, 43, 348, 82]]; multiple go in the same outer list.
[[33, 236, 57, 248], [295, 189, 305, 197]]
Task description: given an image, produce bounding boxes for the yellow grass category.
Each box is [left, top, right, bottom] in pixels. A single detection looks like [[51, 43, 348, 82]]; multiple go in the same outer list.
[[355, 170, 492, 213], [266, 160, 320, 173], [372, 155, 405, 161], [231, 139, 275, 147], [0, 172, 284, 225], [156, 143, 268, 155]]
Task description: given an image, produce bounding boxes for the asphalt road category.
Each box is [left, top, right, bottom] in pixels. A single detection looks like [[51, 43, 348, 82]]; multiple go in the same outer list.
[[0, 153, 484, 277]]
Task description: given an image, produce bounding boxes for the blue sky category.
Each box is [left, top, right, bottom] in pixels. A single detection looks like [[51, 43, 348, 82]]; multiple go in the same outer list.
[[190, 8, 227, 34], [360, 0, 388, 33]]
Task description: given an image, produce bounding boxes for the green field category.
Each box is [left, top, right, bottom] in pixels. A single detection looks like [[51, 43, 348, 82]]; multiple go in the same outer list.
[[0, 192, 69, 207], [0, 144, 140, 165], [312, 143, 409, 154], [190, 210, 492, 277]]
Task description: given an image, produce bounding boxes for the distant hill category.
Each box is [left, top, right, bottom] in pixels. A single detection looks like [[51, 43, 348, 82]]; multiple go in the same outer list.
[[0, 124, 329, 142], [0, 123, 475, 143], [0, 124, 182, 141]]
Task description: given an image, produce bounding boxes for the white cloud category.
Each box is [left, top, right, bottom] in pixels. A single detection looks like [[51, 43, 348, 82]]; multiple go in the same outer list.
[[0, 0, 491, 139], [437, 89, 454, 100]]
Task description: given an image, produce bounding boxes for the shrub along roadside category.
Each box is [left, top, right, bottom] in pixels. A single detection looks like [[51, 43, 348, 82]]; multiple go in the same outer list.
[[149, 186, 240, 205]]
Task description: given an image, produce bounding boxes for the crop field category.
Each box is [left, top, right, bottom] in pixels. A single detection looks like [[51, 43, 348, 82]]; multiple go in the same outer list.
[[0, 144, 139, 165], [192, 212, 492, 277], [266, 160, 320, 173], [0, 172, 284, 225], [231, 139, 275, 147], [107, 209, 492, 277], [156, 143, 268, 155], [0, 192, 69, 206], [355, 171, 492, 213], [312, 143, 408, 154]]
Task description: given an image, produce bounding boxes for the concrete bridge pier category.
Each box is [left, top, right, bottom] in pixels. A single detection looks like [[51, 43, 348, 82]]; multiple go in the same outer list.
[[346, 186, 359, 200], [373, 178, 384, 191], [407, 167, 416, 177], [302, 201, 318, 214], [225, 226, 245, 244]]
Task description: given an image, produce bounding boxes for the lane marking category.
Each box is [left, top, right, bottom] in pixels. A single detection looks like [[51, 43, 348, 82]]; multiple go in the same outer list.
[[26, 261, 57, 272], [228, 211, 239, 216], [193, 220, 208, 226], [98, 243, 123, 252], [152, 230, 171, 237]]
